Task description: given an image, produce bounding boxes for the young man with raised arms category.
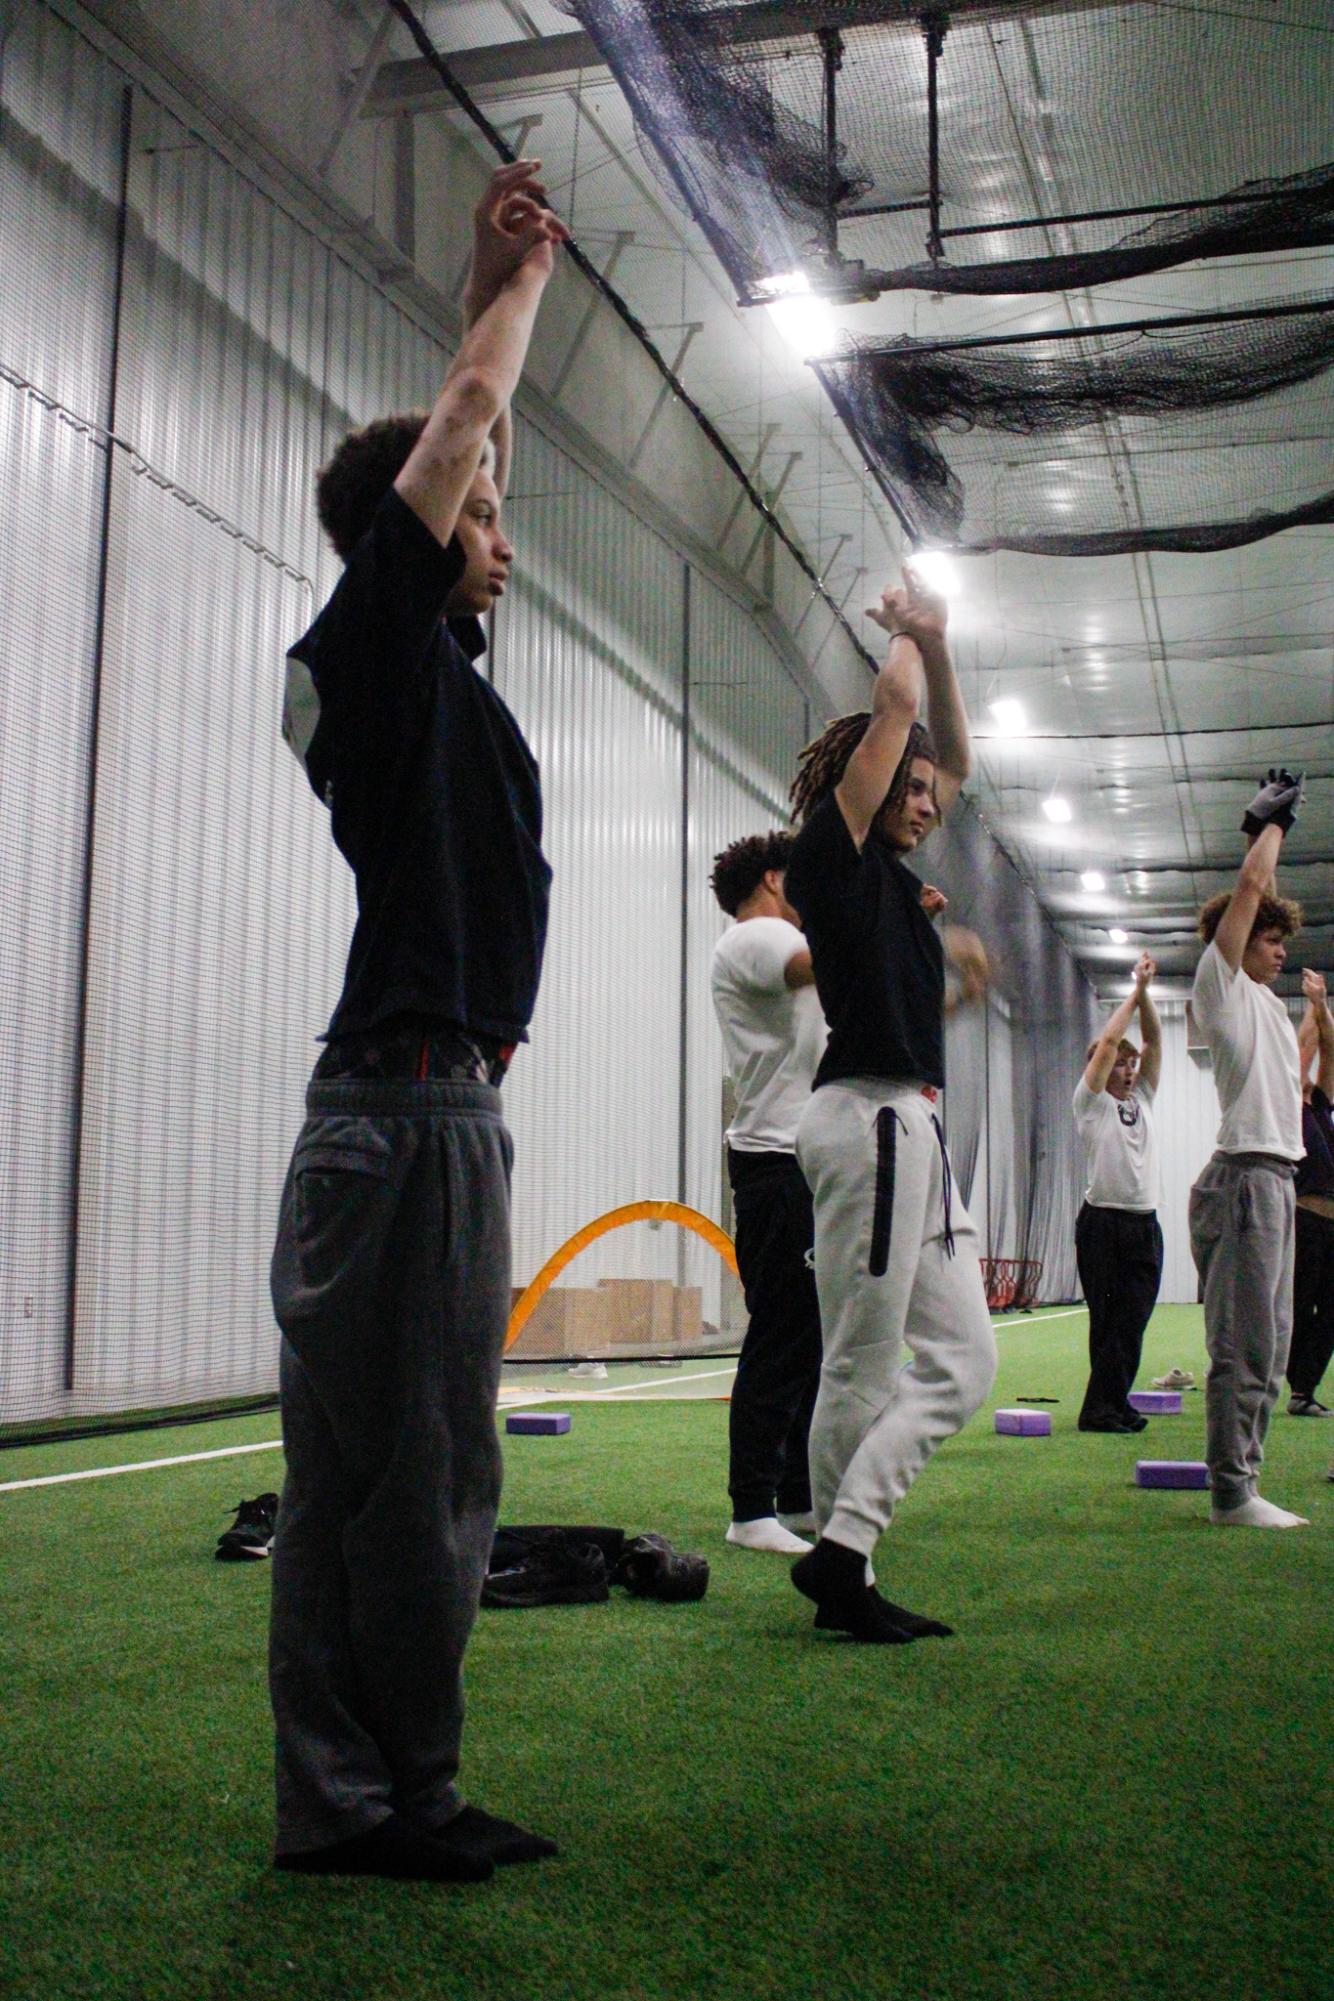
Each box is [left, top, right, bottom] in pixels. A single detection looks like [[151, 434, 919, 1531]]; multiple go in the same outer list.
[[268, 162, 571, 1881], [709, 830, 825, 1557], [1287, 969, 1334, 1418], [1188, 770, 1309, 1529], [1073, 952, 1163, 1434], [783, 567, 997, 1644]]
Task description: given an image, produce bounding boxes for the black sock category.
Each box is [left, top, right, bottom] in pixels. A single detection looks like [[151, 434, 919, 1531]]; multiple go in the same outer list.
[[275, 1815, 493, 1883], [792, 1539, 910, 1644]]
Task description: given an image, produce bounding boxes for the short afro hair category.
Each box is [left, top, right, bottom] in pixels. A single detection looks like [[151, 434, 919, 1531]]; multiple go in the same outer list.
[[315, 412, 498, 562], [1197, 890, 1302, 945], [710, 831, 795, 916]]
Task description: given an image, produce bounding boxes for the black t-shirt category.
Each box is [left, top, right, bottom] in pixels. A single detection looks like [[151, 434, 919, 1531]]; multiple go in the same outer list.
[[785, 793, 945, 1089], [284, 488, 551, 1044], [1296, 1086, 1334, 1198]]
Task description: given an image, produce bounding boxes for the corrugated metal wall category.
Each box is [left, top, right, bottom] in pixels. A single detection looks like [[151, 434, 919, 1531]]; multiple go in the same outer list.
[[0, 6, 123, 1424]]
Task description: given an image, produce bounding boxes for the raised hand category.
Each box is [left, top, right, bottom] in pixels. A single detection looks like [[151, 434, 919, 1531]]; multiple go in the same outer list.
[[866, 561, 948, 649], [1241, 767, 1304, 836], [1134, 951, 1155, 990], [943, 924, 989, 1003], [1302, 968, 1328, 1007], [465, 160, 571, 319], [919, 884, 949, 918]]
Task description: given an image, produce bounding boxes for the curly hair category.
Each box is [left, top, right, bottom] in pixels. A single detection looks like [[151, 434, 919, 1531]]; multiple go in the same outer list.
[[709, 830, 795, 916], [789, 713, 937, 828], [315, 412, 498, 562], [1197, 890, 1303, 944]]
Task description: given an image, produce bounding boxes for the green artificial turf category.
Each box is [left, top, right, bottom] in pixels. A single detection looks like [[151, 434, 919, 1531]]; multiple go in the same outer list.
[[2, 1304, 1332, 2001]]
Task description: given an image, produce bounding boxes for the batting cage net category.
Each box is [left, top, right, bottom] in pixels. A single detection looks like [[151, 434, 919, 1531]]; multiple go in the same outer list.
[[814, 297, 1334, 556], [559, 1, 1334, 304]]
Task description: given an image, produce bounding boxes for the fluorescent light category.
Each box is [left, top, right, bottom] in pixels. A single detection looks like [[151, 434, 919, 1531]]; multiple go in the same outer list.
[[989, 698, 1027, 738], [906, 548, 961, 598], [763, 272, 837, 360], [1109, 927, 1129, 945], [1042, 794, 1073, 824], [1080, 870, 1106, 893]]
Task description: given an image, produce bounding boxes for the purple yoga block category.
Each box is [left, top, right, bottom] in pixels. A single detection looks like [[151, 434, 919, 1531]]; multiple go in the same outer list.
[[1135, 1459, 1209, 1489], [505, 1411, 572, 1436], [1128, 1390, 1183, 1414], [994, 1408, 1051, 1436]]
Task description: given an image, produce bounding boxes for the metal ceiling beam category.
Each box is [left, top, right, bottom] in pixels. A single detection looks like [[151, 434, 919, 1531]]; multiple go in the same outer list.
[[364, 0, 1133, 116]]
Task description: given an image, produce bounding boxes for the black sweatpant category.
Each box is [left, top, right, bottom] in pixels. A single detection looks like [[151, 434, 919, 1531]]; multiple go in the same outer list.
[[268, 1075, 512, 1855], [727, 1147, 823, 1521], [1075, 1201, 1163, 1427], [1288, 1203, 1334, 1400]]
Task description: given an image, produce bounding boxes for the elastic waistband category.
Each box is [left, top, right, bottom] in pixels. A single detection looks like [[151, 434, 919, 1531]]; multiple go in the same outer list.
[[1209, 1150, 1296, 1178], [820, 1077, 941, 1111], [304, 1077, 503, 1119]]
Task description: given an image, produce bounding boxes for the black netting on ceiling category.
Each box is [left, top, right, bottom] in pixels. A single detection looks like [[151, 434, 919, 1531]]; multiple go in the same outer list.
[[871, 163, 1334, 297], [561, 1, 1334, 302], [814, 300, 1334, 556], [561, 0, 875, 294]]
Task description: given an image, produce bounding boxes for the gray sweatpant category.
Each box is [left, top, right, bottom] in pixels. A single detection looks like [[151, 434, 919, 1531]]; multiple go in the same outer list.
[[1188, 1150, 1295, 1510], [796, 1079, 998, 1560], [267, 1076, 512, 1855]]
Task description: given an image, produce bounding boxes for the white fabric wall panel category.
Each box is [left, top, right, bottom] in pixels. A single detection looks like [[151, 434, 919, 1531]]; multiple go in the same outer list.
[[495, 418, 686, 1288], [0, 6, 122, 1426], [73, 480, 342, 1408]]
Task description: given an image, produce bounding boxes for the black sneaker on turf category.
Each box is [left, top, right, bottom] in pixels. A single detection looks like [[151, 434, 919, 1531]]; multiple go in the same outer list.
[[215, 1492, 278, 1561], [612, 1533, 709, 1602]]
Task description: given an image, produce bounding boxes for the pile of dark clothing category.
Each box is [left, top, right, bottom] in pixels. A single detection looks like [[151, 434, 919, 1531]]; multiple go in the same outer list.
[[482, 1525, 708, 1609]]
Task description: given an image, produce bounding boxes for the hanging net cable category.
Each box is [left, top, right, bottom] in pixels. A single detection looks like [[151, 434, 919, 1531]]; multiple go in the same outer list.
[[561, 1, 1334, 304], [813, 296, 1334, 556]]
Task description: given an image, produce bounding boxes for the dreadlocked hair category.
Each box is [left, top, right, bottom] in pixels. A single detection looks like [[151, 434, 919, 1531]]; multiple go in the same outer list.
[[789, 714, 937, 826]]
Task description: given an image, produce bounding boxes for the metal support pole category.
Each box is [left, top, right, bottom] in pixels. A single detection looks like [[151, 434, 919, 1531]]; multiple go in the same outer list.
[[548, 230, 634, 399], [740, 451, 802, 577], [627, 323, 704, 470], [817, 27, 844, 257], [920, 11, 949, 263], [719, 422, 780, 545], [319, 8, 397, 178]]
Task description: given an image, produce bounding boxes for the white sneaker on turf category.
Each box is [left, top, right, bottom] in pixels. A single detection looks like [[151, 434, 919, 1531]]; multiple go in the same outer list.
[[726, 1517, 812, 1555]]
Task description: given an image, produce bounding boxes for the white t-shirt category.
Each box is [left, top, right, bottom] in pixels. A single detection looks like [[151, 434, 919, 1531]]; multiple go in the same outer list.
[[1190, 939, 1302, 1160], [1072, 1076, 1158, 1213], [711, 917, 827, 1152]]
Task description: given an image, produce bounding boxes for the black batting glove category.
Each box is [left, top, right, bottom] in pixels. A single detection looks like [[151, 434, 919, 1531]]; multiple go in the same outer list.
[[1241, 767, 1303, 836]]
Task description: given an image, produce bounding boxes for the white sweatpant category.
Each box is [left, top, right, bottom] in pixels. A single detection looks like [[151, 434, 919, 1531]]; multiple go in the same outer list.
[[796, 1079, 998, 1559]]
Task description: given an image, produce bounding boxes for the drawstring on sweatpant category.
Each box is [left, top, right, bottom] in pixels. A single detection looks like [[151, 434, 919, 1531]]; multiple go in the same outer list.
[[936, 1120, 956, 1256]]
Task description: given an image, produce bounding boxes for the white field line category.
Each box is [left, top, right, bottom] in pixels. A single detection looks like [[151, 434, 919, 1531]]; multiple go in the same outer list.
[[2, 1308, 1090, 1494], [0, 1437, 283, 1494]]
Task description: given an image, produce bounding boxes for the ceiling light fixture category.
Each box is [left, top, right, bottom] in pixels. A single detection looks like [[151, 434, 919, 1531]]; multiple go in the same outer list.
[[760, 271, 838, 360], [1109, 927, 1129, 945], [1080, 870, 1106, 893], [1042, 793, 1073, 824], [905, 548, 961, 599], [988, 697, 1027, 738]]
